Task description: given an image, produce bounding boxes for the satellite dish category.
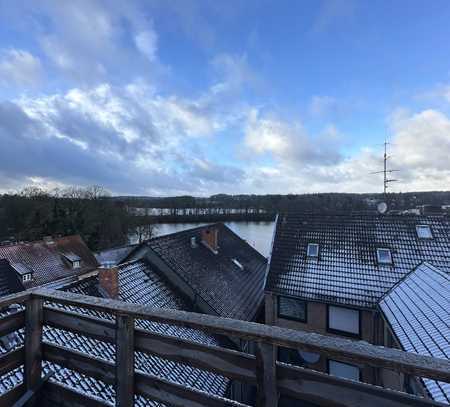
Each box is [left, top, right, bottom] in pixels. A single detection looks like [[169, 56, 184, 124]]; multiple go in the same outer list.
[[377, 202, 388, 214], [298, 351, 320, 364]]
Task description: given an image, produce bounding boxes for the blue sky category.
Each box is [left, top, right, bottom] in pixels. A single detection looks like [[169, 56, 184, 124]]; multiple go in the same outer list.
[[0, 0, 450, 195]]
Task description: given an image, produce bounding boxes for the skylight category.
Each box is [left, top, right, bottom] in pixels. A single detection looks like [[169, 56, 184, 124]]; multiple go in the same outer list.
[[416, 225, 433, 239], [307, 243, 319, 258], [377, 248, 392, 265]]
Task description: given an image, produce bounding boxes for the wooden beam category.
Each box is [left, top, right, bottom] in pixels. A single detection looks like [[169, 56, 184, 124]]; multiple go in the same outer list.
[[134, 371, 248, 407], [33, 288, 450, 383], [44, 307, 115, 343], [255, 342, 278, 407], [134, 327, 256, 384], [0, 384, 25, 406], [44, 306, 257, 384], [116, 313, 134, 407], [42, 343, 116, 385], [42, 382, 110, 407], [277, 363, 447, 407], [0, 291, 30, 311], [0, 347, 24, 377], [24, 297, 43, 406], [0, 310, 25, 337]]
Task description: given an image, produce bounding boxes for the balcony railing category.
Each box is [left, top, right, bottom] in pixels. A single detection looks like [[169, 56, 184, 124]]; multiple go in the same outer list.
[[0, 288, 449, 406]]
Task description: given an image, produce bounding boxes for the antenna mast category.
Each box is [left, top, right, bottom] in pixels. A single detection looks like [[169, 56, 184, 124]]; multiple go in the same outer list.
[[371, 140, 399, 195]]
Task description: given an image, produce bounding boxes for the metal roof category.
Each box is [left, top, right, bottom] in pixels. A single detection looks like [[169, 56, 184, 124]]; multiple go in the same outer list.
[[379, 263, 450, 404], [266, 213, 450, 308]]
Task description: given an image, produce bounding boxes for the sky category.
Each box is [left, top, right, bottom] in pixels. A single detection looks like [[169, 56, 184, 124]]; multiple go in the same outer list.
[[0, 0, 450, 196]]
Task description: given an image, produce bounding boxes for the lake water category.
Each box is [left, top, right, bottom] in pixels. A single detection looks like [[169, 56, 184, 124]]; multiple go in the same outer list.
[[130, 221, 275, 257]]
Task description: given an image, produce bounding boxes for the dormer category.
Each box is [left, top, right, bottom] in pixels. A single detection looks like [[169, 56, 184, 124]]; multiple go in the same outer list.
[[11, 262, 34, 284], [61, 252, 82, 269]]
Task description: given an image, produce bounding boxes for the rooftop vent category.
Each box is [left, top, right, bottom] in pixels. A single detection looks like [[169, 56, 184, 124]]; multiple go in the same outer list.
[[43, 236, 54, 245], [416, 225, 433, 239], [231, 258, 244, 270], [190, 236, 198, 248]]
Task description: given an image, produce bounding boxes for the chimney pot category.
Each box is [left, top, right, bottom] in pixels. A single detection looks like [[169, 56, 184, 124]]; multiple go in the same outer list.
[[98, 267, 119, 299]]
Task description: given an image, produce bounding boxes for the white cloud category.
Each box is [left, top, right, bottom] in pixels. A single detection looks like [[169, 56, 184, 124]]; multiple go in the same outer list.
[[135, 30, 158, 61], [0, 49, 42, 87]]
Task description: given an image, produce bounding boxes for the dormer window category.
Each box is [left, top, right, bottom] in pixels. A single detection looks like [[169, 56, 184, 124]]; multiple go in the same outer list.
[[22, 273, 32, 283], [307, 243, 319, 258], [377, 248, 392, 265], [72, 260, 81, 269], [61, 252, 82, 269], [416, 225, 433, 239]]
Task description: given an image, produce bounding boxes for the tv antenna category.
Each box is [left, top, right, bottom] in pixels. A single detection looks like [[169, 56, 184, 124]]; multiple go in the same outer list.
[[370, 140, 399, 195]]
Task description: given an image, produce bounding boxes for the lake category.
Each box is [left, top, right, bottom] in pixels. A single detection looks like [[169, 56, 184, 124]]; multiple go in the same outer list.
[[129, 221, 275, 257]]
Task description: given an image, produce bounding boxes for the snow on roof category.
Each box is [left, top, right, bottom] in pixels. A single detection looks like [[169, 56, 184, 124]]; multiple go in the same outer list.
[[0, 235, 99, 289], [379, 263, 450, 404], [146, 223, 267, 321], [0, 260, 230, 405], [266, 213, 450, 308]]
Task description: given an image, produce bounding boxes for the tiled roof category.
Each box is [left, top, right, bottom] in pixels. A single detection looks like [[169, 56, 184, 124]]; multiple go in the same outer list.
[[0, 260, 230, 405], [95, 244, 138, 266], [266, 213, 450, 308], [0, 235, 99, 288], [379, 263, 450, 404], [146, 223, 267, 321]]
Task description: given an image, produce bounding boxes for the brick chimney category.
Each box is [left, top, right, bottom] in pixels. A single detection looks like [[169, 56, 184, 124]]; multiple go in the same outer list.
[[201, 227, 219, 254], [98, 267, 119, 299]]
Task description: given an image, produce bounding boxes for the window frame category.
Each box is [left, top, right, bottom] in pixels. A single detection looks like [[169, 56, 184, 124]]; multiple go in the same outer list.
[[326, 304, 361, 338], [416, 225, 433, 239], [307, 243, 319, 258], [327, 359, 361, 382], [376, 248, 393, 265], [277, 295, 308, 323], [22, 273, 32, 283]]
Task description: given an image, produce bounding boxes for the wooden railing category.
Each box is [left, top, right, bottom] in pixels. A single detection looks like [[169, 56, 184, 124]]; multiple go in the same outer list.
[[0, 288, 449, 407]]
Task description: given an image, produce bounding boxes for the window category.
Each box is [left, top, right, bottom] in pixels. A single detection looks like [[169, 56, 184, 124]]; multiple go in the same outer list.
[[416, 225, 433, 239], [278, 296, 307, 322], [377, 248, 392, 264], [307, 243, 319, 257], [22, 273, 32, 283], [328, 305, 360, 337], [72, 260, 81, 269], [328, 360, 360, 381]]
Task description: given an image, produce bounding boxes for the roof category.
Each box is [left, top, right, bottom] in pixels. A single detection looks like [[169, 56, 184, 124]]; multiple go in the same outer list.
[[0, 235, 99, 288], [266, 213, 450, 308], [0, 260, 22, 297], [0, 260, 230, 405], [379, 263, 450, 404], [146, 223, 268, 321], [95, 243, 138, 266]]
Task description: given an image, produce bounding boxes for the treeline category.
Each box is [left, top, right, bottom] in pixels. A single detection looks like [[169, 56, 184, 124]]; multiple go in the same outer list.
[[116, 191, 450, 213], [0, 186, 131, 251]]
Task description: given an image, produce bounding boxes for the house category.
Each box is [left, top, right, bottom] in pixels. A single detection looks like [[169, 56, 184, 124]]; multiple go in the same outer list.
[[0, 235, 99, 294], [0, 259, 230, 405], [379, 262, 450, 404], [265, 212, 450, 397], [126, 223, 268, 323]]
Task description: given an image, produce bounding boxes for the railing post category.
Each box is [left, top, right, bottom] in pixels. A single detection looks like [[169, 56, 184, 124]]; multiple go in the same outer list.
[[255, 341, 278, 407], [24, 296, 43, 405], [116, 313, 134, 407]]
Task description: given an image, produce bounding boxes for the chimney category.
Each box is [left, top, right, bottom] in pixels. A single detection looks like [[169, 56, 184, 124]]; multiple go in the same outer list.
[[98, 267, 119, 299], [201, 227, 218, 254]]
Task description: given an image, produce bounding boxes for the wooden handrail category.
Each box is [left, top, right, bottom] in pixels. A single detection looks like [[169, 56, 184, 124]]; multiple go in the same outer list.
[[0, 288, 449, 407], [34, 288, 450, 383]]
